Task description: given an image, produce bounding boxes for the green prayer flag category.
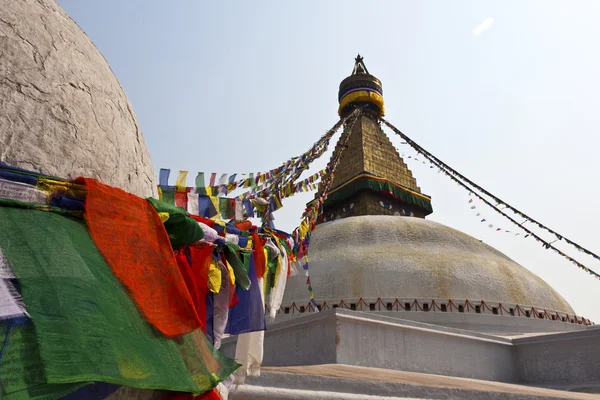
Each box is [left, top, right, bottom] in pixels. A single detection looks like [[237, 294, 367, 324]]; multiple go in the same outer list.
[[219, 198, 235, 220], [147, 197, 204, 249], [265, 247, 278, 293], [223, 242, 250, 290], [160, 188, 176, 206], [195, 173, 206, 195], [0, 201, 238, 394], [0, 322, 87, 399]]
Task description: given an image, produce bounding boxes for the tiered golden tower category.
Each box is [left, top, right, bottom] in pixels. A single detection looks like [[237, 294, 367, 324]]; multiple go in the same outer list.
[[321, 56, 433, 222]]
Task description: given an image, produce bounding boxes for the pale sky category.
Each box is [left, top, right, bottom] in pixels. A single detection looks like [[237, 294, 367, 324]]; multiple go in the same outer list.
[[58, 1, 600, 322]]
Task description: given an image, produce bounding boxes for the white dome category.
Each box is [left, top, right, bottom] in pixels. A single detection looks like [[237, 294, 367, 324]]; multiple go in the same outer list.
[[0, 0, 155, 197], [284, 216, 574, 314]]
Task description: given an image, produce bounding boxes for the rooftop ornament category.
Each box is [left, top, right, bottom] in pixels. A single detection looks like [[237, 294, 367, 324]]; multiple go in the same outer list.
[[338, 54, 385, 117]]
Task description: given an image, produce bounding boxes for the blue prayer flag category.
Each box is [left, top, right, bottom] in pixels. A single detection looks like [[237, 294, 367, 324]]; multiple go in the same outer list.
[[159, 168, 170, 187]]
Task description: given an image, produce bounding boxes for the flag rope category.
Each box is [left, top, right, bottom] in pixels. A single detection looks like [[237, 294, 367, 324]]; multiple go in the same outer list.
[[382, 118, 600, 280]]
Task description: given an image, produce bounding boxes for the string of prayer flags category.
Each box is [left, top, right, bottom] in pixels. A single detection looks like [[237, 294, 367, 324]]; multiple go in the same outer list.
[[290, 110, 363, 304], [382, 117, 600, 281], [255, 113, 353, 209], [470, 199, 513, 236], [388, 117, 600, 267]]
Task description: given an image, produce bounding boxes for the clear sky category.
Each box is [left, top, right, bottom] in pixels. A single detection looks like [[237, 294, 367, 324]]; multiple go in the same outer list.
[[58, 0, 600, 322]]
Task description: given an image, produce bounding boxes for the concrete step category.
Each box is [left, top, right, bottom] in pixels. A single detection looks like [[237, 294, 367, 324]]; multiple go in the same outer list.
[[231, 364, 599, 400]]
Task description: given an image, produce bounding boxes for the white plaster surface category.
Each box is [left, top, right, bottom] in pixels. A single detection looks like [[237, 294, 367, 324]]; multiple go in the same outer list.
[[514, 330, 600, 386], [284, 216, 574, 314], [223, 309, 600, 391], [0, 0, 156, 197]]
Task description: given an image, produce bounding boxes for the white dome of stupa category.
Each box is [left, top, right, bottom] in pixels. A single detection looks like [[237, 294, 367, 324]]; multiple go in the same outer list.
[[283, 215, 574, 315]]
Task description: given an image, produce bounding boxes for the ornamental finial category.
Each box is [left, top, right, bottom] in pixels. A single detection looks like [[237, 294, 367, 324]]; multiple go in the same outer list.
[[352, 54, 369, 75]]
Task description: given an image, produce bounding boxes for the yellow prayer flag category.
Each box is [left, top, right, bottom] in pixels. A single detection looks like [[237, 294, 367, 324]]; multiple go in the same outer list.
[[209, 195, 221, 221], [175, 170, 188, 192], [158, 212, 170, 223], [274, 253, 282, 283], [226, 260, 235, 285], [208, 259, 222, 293], [36, 178, 86, 198], [262, 248, 269, 278], [299, 220, 309, 241]]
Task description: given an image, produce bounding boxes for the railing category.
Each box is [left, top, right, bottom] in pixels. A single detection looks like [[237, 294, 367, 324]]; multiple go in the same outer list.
[[269, 297, 593, 326]]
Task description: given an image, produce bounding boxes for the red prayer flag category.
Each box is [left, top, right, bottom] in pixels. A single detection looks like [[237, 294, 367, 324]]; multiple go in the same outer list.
[[175, 190, 188, 210], [163, 388, 221, 400], [76, 178, 201, 338], [251, 232, 267, 279], [175, 249, 206, 331]]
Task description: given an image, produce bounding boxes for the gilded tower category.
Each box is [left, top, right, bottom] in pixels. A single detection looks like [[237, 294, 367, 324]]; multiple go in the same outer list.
[[321, 56, 433, 222]]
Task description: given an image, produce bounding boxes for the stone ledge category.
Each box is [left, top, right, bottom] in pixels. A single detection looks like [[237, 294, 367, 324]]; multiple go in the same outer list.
[[234, 385, 420, 400], [234, 367, 598, 400], [260, 309, 514, 345], [222, 309, 600, 387]]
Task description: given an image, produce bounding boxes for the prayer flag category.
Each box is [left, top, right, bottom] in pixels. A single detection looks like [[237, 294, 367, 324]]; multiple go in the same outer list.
[[78, 178, 202, 337], [219, 198, 235, 220], [188, 190, 199, 215], [209, 196, 220, 221], [175, 170, 188, 191], [235, 199, 243, 220], [243, 199, 254, 218], [174, 190, 188, 210], [196, 172, 206, 195], [226, 251, 266, 335], [161, 188, 176, 205], [0, 201, 237, 393], [159, 168, 170, 187]]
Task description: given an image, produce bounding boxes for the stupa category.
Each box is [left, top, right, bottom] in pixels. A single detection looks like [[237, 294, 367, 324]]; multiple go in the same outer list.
[[282, 55, 577, 332], [226, 57, 600, 399], [1, 2, 156, 399], [0, 0, 156, 198]]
